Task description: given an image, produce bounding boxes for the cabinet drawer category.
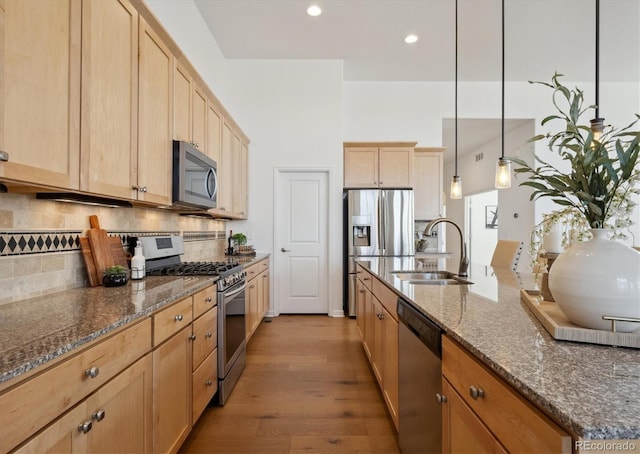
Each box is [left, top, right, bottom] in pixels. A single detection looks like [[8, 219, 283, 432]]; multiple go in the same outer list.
[[192, 348, 217, 424], [193, 285, 216, 320], [442, 336, 572, 453], [357, 266, 373, 291], [246, 258, 268, 280], [372, 278, 398, 321], [153, 296, 193, 346], [0, 318, 151, 454], [192, 308, 217, 370]]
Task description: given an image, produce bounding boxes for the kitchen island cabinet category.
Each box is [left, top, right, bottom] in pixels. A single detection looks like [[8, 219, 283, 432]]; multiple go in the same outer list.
[[343, 142, 416, 189], [355, 264, 399, 429], [357, 257, 640, 450], [0, 0, 81, 190]]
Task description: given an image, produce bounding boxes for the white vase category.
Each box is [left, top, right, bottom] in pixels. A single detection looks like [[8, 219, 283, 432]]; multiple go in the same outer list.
[[548, 229, 640, 332], [542, 222, 563, 253]]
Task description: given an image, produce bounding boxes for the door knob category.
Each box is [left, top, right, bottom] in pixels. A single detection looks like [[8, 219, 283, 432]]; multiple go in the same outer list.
[[281, 248, 291, 252]]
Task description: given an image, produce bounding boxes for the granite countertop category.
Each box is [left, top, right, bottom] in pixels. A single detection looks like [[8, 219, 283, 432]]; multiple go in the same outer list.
[[0, 253, 270, 388], [358, 257, 640, 441]]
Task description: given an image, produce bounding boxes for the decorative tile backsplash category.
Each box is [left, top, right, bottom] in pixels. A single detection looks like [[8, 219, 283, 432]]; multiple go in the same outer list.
[[0, 192, 228, 305]]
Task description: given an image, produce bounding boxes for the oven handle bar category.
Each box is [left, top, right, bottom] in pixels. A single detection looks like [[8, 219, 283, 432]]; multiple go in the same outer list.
[[223, 282, 247, 298]]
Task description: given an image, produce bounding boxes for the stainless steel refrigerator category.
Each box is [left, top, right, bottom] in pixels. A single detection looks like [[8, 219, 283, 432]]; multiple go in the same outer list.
[[343, 189, 414, 316]]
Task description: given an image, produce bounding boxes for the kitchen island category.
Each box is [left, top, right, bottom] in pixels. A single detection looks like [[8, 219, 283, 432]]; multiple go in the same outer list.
[[358, 256, 640, 443]]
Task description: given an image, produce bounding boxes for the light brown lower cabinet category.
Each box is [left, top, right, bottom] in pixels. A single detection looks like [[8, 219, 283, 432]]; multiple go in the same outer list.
[[14, 354, 153, 454], [442, 378, 507, 454], [442, 335, 572, 453], [245, 258, 270, 343], [355, 265, 399, 429]]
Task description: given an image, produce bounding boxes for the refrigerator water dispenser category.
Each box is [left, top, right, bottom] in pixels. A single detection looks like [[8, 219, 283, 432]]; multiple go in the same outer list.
[[352, 225, 370, 247]]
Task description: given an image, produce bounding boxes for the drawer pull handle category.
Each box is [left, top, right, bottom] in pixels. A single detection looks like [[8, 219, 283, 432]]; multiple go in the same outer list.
[[92, 409, 106, 422], [469, 386, 485, 400], [85, 366, 100, 379], [205, 296, 213, 303], [78, 421, 93, 434], [206, 332, 213, 338], [175, 314, 183, 322], [205, 380, 213, 386], [363, 277, 370, 281], [436, 393, 447, 404]]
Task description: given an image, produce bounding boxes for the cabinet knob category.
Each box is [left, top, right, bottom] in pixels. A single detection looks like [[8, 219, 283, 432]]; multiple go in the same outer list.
[[469, 385, 485, 400], [0, 151, 9, 162], [140, 186, 147, 193], [363, 277, 370, 281], [92, 409, 106, 422], [131, 185, 139, 191], [377, 312, 384, 320], [175, 314, 183, 322], [205, 380, 213, 386], [249, 284, 255, 289], [205, 296, 213, 303], [206, 332, 213, 338], [436, 393, 447, 404], [78, 421, 93, 434], [189, 334, 197, 341], [85, 366, 100, 379]]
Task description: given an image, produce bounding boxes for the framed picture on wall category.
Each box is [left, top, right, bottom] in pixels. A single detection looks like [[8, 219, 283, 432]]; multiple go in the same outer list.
[[485, 205, 498, 229]]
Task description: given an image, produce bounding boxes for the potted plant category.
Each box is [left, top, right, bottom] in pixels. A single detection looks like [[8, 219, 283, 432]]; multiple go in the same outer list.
[[511, 73, 640, 332], [103, 265, 129, 287]]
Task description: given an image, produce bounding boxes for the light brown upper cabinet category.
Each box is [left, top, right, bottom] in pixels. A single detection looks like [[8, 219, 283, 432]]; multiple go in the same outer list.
[[137, 17, 173, 205], [206, 101, 222, 165], [413, 147, 445, 220], [80, 0, 138, 199], [343, 142, 416, 188], [172, 62, 207, 153], [217, 120, 233, 214], [231, 132, 247, 218], [0, 0, 81, 190]]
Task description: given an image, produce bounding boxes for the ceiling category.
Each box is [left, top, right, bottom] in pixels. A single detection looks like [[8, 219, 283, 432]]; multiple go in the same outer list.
[[194, 0, 639, 83], [193, 0, 639, 161]]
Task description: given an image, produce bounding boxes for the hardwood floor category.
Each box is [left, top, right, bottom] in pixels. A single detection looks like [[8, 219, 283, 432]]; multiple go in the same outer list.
[[180, 315, 400, 453]]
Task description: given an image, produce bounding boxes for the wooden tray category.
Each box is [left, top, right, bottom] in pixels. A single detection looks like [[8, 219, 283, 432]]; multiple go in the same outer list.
[[520, 289, 640, 349]]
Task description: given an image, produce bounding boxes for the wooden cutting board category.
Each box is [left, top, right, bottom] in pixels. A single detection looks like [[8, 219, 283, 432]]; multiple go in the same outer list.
[[81, 236, 128, 287], [87, 215, 114, 277], [80, 237, 100, 287]]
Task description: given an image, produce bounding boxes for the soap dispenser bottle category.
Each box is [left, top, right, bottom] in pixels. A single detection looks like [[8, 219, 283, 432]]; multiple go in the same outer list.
[[131, 240, 145, 280]]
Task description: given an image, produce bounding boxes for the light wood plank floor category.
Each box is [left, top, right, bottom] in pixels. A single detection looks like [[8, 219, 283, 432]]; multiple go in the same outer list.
[[180, 315, 400, 454]]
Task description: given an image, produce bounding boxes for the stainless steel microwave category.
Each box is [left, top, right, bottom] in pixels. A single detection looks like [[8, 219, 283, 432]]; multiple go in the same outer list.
[[172, 140, 218, 210]]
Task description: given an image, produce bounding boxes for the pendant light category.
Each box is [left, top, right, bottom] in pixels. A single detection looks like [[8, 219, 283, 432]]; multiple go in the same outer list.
[[590, 0, 605, 141], [494, 0, 511, 189], [450, 0, 462, 199]]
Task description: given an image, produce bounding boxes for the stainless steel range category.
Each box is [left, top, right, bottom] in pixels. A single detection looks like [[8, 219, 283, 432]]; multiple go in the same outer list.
[[139, 235, 247, 406]]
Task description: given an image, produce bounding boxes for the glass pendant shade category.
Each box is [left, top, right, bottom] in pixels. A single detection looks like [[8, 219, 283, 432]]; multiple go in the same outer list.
[[450, 175, 462, 199], [494, 158, 511, 189], [590, 117, 605, 142]]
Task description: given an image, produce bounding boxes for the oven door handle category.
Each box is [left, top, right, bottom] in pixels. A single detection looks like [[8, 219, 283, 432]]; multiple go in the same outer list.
[[224, 282, 246, 298]]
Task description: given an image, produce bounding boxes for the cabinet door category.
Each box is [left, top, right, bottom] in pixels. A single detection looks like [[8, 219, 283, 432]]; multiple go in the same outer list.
[[355, 278, 367, 339], [260, 269, 270, 318], [414, 150, 443, 220], [206, 102, 222, 165], [371, 297, 384, 385], [382, 307, 398, 428], [191, 85, 207, 151], [15, 354, 153, 454], [80, 0, 138, 199], [218, 120, 233, 212], [379, 147, 413, 188], [83, 354, 153, 454], [173, 64, 191, 143], [192, 308, 217, 371], [344, 147, 378, 188], [442, 379, 507, 454], [153, 326, 192, 454], [0, 0, 81, 189], [137, 17, 172, 205], [192, 348, 217, 424], [362, 285, 374, 360], [246, 276, 259, 341]]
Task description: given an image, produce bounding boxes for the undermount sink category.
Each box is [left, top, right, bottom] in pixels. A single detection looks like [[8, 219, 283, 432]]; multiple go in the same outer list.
[[391, 270, 473, 285]]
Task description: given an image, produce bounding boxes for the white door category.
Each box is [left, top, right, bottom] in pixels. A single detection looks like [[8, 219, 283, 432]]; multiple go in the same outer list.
[[275, 170, 329, 314]]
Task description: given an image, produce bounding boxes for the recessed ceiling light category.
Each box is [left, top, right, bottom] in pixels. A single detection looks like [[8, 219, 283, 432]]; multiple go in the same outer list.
[[307, 5, 322, 17], [404, 34, 418, 44]]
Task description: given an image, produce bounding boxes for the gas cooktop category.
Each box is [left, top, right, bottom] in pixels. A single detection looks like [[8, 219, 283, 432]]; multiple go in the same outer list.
[[146, 261, 240, 277]]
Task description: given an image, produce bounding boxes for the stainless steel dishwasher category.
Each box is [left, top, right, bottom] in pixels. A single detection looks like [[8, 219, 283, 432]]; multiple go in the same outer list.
[[397, 297, 442, 454]]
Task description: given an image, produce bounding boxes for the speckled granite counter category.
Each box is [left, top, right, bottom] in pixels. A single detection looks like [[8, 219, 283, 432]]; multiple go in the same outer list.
[[0, 275, 216, 387], [358, 256, 640, 441]]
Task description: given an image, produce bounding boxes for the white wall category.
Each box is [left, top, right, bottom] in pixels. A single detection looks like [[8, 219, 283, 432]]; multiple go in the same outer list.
[[225, 59, 344, 317], [467, 190, 498, 266]]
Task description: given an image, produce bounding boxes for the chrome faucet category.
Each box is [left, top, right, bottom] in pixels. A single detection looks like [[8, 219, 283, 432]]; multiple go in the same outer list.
[[424, 217, 469, 277]]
